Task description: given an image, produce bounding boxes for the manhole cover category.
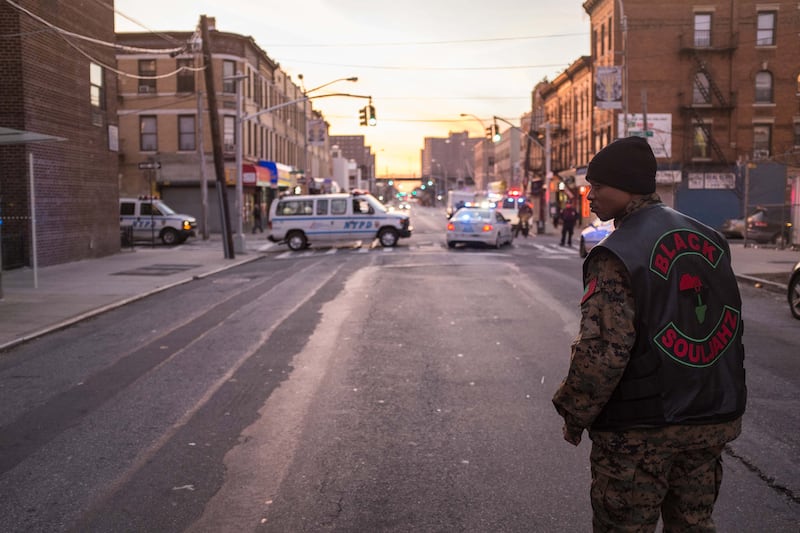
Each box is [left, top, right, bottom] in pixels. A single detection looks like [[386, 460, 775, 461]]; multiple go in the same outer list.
[[113, 264, 200, 276]]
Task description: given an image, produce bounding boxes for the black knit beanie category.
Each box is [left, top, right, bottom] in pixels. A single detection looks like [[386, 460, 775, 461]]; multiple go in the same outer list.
[[587, 136, 657, 194]]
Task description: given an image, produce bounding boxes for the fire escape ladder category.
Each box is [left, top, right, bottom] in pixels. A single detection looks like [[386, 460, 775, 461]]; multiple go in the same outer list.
[[693, 52, 728, 107]]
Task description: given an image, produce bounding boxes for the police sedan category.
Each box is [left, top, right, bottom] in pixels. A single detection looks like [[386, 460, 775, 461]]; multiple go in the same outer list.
[[446, 207, 514, 249], [579, 217, 615, 258]]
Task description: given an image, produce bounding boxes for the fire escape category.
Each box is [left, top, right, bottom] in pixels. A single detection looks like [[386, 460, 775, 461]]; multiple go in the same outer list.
[[679, 31, 737, 167]]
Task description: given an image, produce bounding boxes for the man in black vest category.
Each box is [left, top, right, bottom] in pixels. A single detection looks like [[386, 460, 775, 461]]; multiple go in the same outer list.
[[552, 136, 746, 532]]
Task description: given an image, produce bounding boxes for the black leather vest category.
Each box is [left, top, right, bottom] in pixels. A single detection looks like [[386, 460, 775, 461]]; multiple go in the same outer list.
[[587, 204, 746, 430]]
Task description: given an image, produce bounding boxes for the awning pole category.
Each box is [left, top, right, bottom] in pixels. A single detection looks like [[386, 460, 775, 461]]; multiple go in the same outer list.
[[29, 152, 38, 289]]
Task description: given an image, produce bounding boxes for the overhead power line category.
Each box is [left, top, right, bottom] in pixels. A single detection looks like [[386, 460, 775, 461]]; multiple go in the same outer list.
[[4, 0, 186, 54], [264, 32, 586, 48]]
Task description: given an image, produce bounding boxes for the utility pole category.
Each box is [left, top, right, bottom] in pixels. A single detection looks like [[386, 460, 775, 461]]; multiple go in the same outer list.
[[199, 14, 234, 259], [196, 90, 209, 240]]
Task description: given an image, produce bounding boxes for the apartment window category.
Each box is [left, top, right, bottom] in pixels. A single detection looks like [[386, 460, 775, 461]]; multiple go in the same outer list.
[[90, 62, 104, 109], [223, 115, 235, 151], [178, 115, 196, 151], [138, 59, 156, 93], [756, 11, 776, 46], [692, 125, 709, 159], [754, 71, 773, 103], [753, 124, 771, 155], [176, 59, 194, 92], [607, 16, 612, 51], [600, 24, 605, 56], [793, 122, 800, 147], [797, 73, 800, 94], [222, 60, 236, 93], [140, 116, 157, 151], [693, 72, 711, 104], [694, 13, 712, 47]]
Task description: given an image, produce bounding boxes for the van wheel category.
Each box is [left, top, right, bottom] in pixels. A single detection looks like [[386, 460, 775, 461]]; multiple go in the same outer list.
[[161, 228, 179, 245], [287, 231, 308, 251], [378, 228, 399, 247]]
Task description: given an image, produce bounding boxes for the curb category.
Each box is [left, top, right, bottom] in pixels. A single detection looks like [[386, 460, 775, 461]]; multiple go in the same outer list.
[[736, 274, 787, 294]]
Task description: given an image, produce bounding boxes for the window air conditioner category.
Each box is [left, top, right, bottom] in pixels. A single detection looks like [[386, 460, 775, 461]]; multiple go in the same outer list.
[[753, 149, 770, 160], [139, 85, 153, 93]]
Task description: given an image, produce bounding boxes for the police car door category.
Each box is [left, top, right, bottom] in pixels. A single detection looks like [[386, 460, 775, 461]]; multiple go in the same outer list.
[[136, 200, 160, 241], [348, 196, 378, 241], [327, 197, 351, 242]]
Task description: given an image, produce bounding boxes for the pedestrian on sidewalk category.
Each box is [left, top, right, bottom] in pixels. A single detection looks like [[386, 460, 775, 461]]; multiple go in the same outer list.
[[559, 202, 578, 246], [252, 201, 264, 233], [552, 136, 746, 532]]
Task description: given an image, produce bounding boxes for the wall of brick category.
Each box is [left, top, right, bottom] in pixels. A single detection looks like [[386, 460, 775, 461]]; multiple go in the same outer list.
[[1, 0, 119, 268]]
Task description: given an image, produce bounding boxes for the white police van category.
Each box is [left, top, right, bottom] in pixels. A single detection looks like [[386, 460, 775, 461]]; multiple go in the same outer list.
[[119, 196, 197, 245], [268, 191, 412, 251]]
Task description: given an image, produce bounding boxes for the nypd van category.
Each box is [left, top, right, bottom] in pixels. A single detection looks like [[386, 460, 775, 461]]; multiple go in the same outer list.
[[268, 192, 412, 250], [119, 196, 197, 245]]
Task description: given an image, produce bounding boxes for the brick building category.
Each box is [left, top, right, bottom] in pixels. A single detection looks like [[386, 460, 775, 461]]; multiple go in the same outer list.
[[1, 0, 119, 269], [522, 0, 799, 234], [117, 22, 330, 234]]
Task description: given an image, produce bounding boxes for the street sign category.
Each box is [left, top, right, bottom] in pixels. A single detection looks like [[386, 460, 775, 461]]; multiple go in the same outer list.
[[137, 162, 161, 170], [629, 130, 654, 137]]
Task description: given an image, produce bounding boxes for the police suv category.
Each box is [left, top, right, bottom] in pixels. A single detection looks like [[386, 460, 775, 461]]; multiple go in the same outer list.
[[119, 196, 197, 245], [268, 191, 412, 251]]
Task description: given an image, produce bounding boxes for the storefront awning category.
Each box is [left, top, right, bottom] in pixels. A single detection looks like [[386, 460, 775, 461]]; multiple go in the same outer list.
[[258, 160, 296, 188], [242, 163, 274, 186], [0, 126, 66, 145]]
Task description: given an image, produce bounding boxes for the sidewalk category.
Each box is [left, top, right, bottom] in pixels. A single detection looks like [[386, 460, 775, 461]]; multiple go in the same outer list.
[[0, 235, 275, 351], [0, 236, 797, 351]]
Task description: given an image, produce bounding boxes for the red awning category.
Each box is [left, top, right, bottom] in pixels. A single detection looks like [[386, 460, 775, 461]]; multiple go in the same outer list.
[[242, 164, 273, 186]]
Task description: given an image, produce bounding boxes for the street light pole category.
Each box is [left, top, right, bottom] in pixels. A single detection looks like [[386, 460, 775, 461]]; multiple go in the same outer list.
[[460, 113, 489, 188], [617, 0, 629, 137], [299, 76, 357, 193]]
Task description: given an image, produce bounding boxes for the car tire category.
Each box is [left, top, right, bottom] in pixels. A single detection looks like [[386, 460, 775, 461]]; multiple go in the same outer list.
[[286, 231, 308, 251], [378, 227, 399, 247], [579, 238, 587, 258], [161, 228, 179, 246], [789, 274, 800, 320], [447, 241, 456, 248]]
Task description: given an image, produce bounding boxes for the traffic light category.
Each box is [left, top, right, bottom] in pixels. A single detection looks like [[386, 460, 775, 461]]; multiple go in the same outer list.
[[485, 127, 493, 140], [367, 105, 376, 126], [491, 124, 501, 143], [359, 106, 368, 126]]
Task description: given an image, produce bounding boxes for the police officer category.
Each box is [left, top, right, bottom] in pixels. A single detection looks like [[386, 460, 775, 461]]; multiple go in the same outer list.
[[552, 136, 746, 532]]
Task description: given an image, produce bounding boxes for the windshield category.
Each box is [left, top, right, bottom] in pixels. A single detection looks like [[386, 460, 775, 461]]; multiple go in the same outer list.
[[454, 209, 491, 221], [363, 194, 388, 214], [153, 200, 177, 216]]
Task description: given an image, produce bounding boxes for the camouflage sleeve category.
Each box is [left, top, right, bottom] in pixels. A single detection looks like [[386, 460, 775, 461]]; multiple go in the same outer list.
[[552, 249, 636, 432]]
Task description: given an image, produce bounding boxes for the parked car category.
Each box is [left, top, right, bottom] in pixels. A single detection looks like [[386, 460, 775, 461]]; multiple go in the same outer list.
[[119, 197, 197, 246], [720, 206, 792, 245], [789, 261, 800, 320], [446, 207, 513, 249], [579, 217, 615, 257]]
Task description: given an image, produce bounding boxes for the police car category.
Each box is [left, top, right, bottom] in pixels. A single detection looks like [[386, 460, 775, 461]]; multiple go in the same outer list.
[[268, 191, 412, 251], [119, 196, 197, 245]]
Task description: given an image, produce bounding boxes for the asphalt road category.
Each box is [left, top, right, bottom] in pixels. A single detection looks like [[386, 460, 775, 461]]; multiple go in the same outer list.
[[0, 205, 797, 532]]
